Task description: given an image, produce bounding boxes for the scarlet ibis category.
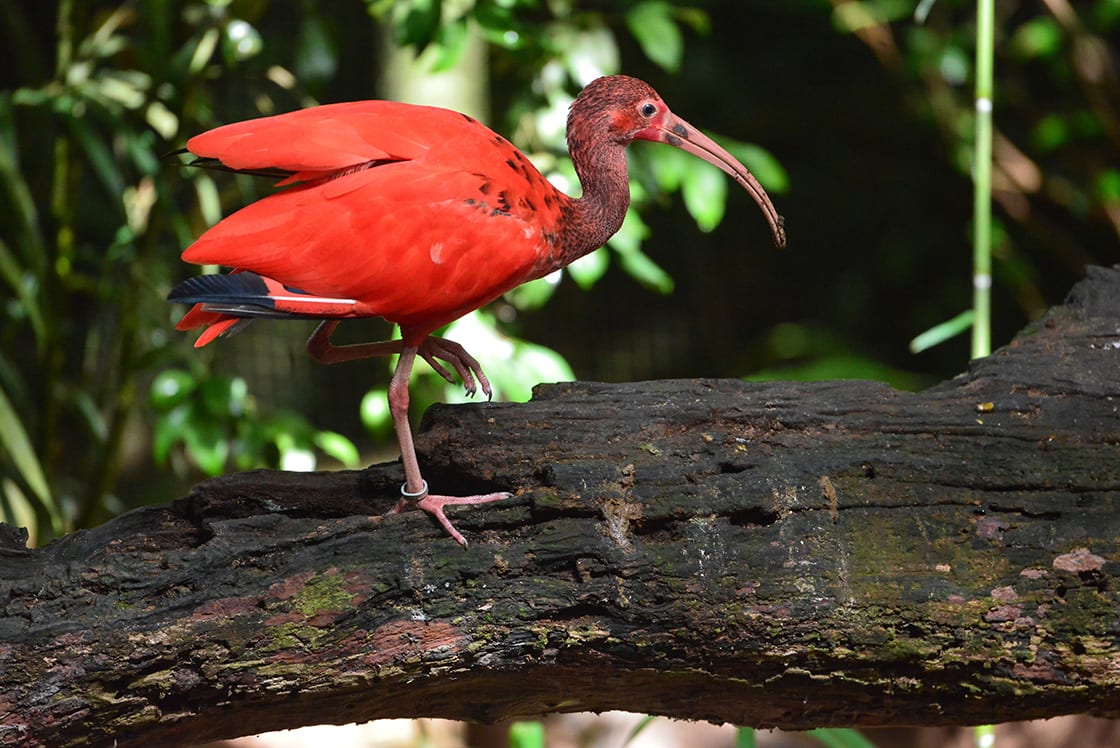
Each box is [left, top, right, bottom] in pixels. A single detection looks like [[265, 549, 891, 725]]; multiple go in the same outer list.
[[169, 75, 785, 546]]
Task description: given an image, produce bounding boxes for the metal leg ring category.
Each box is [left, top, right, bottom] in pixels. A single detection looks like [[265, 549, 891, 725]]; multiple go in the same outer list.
[[401, 479, 429, 501]]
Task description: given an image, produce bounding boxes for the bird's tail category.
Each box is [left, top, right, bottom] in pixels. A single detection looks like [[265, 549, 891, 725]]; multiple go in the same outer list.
[[173, 304, 250, 348], [169, 271, 363, 347]]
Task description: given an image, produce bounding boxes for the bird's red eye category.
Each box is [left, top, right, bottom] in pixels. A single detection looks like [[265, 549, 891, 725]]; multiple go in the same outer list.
[[640, 102, 657, 118]]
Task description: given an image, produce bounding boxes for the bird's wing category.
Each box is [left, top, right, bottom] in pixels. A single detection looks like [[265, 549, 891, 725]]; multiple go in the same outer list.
[[186, 101, 494, 183], [179, 163, 556, 335]]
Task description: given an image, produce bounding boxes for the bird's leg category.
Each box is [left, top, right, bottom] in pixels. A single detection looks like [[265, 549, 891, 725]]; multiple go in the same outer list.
[[306, 320, 404, 364], [306, 323, 509, 544], [385, 346, 511, 546], [386, 347, 428, 499], [306, 322, 491, 399]]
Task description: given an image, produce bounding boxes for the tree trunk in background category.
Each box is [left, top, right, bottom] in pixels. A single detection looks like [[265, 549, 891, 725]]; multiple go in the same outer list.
[[380, 19, 489, 118], [1, 266, 1119, 748]]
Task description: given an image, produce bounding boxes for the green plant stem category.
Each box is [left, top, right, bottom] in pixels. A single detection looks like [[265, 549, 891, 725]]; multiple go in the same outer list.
[[80, 221, 154, 527], [80, 322, 136, 529], [972, 0, 994, 358], [41, 0, 78, 522]]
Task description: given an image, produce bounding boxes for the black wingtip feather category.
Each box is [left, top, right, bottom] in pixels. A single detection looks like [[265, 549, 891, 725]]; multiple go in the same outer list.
[[163, 145, 295, 180], [169, 273, 292, 319], [168, 272, 271, 304], [169, 271, 363, 320], [161, 147, 191, 160], [181, 156, 296, 181], [168, 272, 334, 320]]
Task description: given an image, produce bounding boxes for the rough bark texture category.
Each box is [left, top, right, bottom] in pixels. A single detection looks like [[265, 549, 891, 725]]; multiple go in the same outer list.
[[3, 266, 1120, 748]]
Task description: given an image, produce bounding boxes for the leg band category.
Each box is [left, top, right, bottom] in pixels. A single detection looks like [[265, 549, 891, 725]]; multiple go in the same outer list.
[[401, 479, 429, 501]]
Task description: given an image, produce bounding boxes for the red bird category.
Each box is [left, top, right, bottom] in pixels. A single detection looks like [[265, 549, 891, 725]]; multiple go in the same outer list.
[[170, 75, 785, 545]]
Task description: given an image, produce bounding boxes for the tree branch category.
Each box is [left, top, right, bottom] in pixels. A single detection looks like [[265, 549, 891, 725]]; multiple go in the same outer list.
[[3, 266, 1120, 748]]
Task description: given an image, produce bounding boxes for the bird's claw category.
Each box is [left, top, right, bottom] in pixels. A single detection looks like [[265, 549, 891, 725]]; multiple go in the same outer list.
[[390, 485, 512, 546], [417, 336, 493, 400]]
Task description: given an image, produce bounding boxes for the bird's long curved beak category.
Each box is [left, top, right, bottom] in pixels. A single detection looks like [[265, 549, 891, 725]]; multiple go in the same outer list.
[[643, 114, 786, 248]]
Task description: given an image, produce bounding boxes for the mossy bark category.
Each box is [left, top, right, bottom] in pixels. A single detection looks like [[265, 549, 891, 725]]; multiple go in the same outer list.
[[2, 266, 1119, 748]]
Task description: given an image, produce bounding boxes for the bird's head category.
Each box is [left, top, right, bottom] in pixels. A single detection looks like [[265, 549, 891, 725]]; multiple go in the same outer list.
[[569, 75, 786, 248], [568, 75, 667, 145]]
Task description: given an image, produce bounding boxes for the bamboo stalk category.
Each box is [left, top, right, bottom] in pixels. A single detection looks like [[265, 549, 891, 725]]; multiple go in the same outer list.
[[971, 0, 994, 359]]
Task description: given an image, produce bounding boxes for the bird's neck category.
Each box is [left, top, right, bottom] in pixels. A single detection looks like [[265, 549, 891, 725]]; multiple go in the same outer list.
[[555, 138, 631, 263]]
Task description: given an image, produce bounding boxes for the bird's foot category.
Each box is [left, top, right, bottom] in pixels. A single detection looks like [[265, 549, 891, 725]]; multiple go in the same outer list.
[[417, 336, 493, 400], [390, 481, 511, 547]]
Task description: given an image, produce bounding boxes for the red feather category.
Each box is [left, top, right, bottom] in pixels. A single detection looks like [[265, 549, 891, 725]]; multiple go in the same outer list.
[[182, 102, 566, 345]]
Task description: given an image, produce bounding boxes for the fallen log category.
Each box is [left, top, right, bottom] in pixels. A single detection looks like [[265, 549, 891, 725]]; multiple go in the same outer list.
[[2, 266, 1119, 748]]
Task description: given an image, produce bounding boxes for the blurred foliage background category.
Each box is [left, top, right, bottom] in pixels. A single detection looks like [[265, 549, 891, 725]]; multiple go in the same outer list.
[[1, 0, 1118, 546]]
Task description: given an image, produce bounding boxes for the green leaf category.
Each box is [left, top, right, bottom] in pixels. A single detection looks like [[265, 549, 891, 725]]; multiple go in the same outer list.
[[0, 237, 45, 345], [1032, 113, 1069, 153], [365, 0, 395, 21], [748, 353, 931, 392], [1096, 169, 1120, 201], [618, 249, 674, 294], [183, 406, 230, 476], [507, 721, 545, 748], [626, 1, 684, 73], [200, 375, 248, 418], [150, 369, 198, 411], [360, 388, 393, 435], [261, 410, 313, 443], [1010, 16, 1062, 59], [222, 19, 263, 62], [396, 0, 442, 49], [721, 138, 790, 193], [609, 210, 674, 294], [1, 478, 37, 543], [833, 0, 913, 32], [647, 145, 690, 193], [152, 403, 189, 465], [126, 128, 161, 176], [194, 173, 222, 227], [473, 3, 531, 51], [936, 44, 970, 86], [909, 310, 974, 353], [736, 727, 757, 748], [0, 98, 48, 282], [504, 274, 559, 310], [498, 340, 574, 401], [806, 728, 877, 748], [145, 101, 179, 141], [682, 156, 728, 232], [295, 14, 339, 85], [94, 70, 148, 110], [429, 18, 470, 72], [438, 312, 574, 403], [567, 248, 610, 290], [68, 111, 127, 203], [622, 715, 658, 746], [73, 391, 108, 443], [188, 27, 221, 73], [313, 430, 360, 467], [975, 724, 996, 748], [1095, 0, 1120, 26], [0, 383, 55, 515], [278, 445, 316, 472], [914, 0, 938, 23], [676, 7, 711, 35], [609, 208, 650, 255], [559, 27, 620, 83]]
